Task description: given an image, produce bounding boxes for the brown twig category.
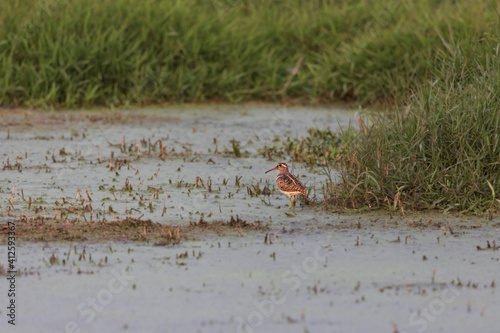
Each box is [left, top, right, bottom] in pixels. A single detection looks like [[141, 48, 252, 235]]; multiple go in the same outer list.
[[275, 55, 304, 95]]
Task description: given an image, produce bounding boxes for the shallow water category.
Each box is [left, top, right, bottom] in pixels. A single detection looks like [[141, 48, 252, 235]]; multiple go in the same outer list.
[[1, 105, 353, 224], [0, 105, 499, 333], [9, 225, 500, 333]]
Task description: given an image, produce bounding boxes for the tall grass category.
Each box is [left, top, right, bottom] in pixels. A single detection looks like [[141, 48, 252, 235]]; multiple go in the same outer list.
[[0, 0, 498, 108], [334, 32, 500, 213]]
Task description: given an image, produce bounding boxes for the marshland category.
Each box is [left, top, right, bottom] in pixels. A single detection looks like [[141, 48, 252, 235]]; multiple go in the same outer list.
[[1, 1, 500, 332]]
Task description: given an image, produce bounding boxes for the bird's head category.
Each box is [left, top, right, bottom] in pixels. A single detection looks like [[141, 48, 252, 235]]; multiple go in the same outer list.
[[265, 162, 289, 174]]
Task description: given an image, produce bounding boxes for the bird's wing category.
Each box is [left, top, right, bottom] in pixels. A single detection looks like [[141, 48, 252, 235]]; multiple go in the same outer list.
[[277, 173, 307, 194]]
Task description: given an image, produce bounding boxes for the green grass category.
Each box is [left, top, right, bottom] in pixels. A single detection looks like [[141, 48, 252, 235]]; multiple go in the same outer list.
[[1, 0, 497, 108], [333, 32, 500, 213]]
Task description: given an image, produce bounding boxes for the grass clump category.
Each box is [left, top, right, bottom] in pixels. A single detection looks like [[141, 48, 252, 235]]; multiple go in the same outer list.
[[334, 33, 500, 213]]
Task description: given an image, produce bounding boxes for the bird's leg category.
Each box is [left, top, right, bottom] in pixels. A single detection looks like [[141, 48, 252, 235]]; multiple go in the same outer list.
[[287, 195, 293, 209]]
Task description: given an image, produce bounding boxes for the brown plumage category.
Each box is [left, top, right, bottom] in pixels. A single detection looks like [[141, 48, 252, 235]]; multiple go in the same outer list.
[[265, 162, 307, 208]]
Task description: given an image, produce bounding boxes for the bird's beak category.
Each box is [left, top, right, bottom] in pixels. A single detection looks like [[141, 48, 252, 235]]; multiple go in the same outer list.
[[265, 166, 278, 174]]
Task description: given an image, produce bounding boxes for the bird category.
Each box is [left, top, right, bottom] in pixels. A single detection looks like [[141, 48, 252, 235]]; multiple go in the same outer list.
[[265, 162, 308, 209]]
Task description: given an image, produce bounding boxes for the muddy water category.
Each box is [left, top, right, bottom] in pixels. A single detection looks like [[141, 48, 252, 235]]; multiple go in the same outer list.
[[0, 105, 499, 333]]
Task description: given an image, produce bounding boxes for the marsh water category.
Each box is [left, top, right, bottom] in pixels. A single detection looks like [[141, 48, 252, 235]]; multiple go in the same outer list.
[[0, 105, 499, 333]]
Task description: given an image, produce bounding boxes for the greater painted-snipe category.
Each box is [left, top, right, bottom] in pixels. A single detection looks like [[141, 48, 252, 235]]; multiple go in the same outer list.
[[265, 162, 307, 209]]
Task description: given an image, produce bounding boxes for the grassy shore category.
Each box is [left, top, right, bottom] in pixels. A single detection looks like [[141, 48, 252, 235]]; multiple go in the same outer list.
[[0, 0, 497, 108], [328, 1, 500, 214], [2, 0, 499, 213]]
